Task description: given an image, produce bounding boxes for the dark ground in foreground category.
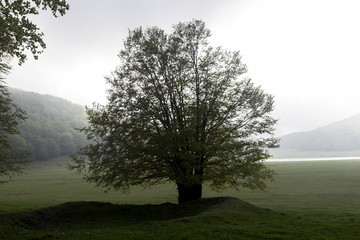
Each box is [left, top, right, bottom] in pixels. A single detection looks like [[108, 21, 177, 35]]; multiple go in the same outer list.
[[0, 197, 359, 240]]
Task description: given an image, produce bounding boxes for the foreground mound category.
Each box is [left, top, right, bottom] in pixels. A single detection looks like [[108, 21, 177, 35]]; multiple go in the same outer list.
[[1, 197, 358, 240], [0, 197, 263, 231]]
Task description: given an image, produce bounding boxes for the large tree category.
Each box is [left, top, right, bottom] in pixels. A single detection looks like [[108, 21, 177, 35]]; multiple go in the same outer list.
[[71, 20, 279, 203]]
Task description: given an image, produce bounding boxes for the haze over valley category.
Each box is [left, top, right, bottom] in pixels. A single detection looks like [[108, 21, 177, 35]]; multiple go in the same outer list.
[[8, 87, 360, 160], [274, 113, 360, 158]]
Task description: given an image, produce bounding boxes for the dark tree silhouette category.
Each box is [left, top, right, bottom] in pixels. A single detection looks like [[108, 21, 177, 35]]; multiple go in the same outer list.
[[71, 20, 279, 203], [0, 59, 30, 182]]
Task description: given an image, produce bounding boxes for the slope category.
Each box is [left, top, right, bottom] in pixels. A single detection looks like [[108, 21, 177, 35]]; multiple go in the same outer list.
[[277, 113, 360, 155], [8, 88, 88, 161]]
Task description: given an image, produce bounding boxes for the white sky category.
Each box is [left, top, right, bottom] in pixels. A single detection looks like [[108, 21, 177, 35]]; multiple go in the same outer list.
[[6, 0, 360, 136]]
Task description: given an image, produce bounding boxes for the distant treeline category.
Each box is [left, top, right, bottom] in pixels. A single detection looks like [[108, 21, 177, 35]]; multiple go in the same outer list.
[[9, 88, 88, 161]]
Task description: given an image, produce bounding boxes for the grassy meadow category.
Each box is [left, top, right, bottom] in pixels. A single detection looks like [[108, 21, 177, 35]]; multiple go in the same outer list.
[[1, 157, 360, 239]]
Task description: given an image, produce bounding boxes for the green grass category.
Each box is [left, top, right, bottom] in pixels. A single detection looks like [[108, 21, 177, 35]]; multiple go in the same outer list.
[[1, 157, 360, 239], [0, 197, 359, 240]]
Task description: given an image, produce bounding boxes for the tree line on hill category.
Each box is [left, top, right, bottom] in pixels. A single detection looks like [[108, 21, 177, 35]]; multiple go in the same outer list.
[[9, 88, 88, 161]]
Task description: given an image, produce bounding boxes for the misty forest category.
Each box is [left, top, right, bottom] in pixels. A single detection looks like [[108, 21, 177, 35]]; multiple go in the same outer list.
[[1, 1, 360, 240]]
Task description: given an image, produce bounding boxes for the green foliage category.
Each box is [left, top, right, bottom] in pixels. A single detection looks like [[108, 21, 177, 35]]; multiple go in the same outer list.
[[0, 61, 30, 182], [0, 0, 69, 181], [71, 20, 278, 201], [0, 0, 69, 64], [8, 88, 88, 161]]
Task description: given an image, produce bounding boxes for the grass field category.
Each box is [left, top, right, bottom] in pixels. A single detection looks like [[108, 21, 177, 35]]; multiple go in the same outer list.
[[1, 157, 360, 239]]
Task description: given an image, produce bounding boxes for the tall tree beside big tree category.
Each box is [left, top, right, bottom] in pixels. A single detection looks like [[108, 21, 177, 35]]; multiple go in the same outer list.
[[0, 57, 29, 181], [0, 0, 69, 181], [70, 20, 279, 203]]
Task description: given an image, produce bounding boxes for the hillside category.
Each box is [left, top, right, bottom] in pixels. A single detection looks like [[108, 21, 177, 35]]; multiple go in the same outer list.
[[9, 87, 360, 159], [277, 113, 360, 156], [8, 88, 88, 161]]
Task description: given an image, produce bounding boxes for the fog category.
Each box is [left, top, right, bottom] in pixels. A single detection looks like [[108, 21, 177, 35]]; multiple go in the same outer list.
[[6, 0, 360, 136]]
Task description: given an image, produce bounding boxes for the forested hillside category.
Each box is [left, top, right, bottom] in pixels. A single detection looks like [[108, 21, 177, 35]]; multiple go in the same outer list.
[[278, 113, 360, 154], [9, 88, 88, 161]]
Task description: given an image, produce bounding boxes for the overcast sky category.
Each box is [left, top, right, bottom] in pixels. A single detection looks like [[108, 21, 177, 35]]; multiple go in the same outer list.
[[6, 0, 360, 136]]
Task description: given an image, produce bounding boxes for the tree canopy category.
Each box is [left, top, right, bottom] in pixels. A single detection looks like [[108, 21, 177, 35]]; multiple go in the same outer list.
[[71, 20, 279, 203], [0, 0, 69, 64]]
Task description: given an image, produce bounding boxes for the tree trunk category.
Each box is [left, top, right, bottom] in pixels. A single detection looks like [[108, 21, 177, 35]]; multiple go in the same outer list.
[[177, 183, 202, 204]]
